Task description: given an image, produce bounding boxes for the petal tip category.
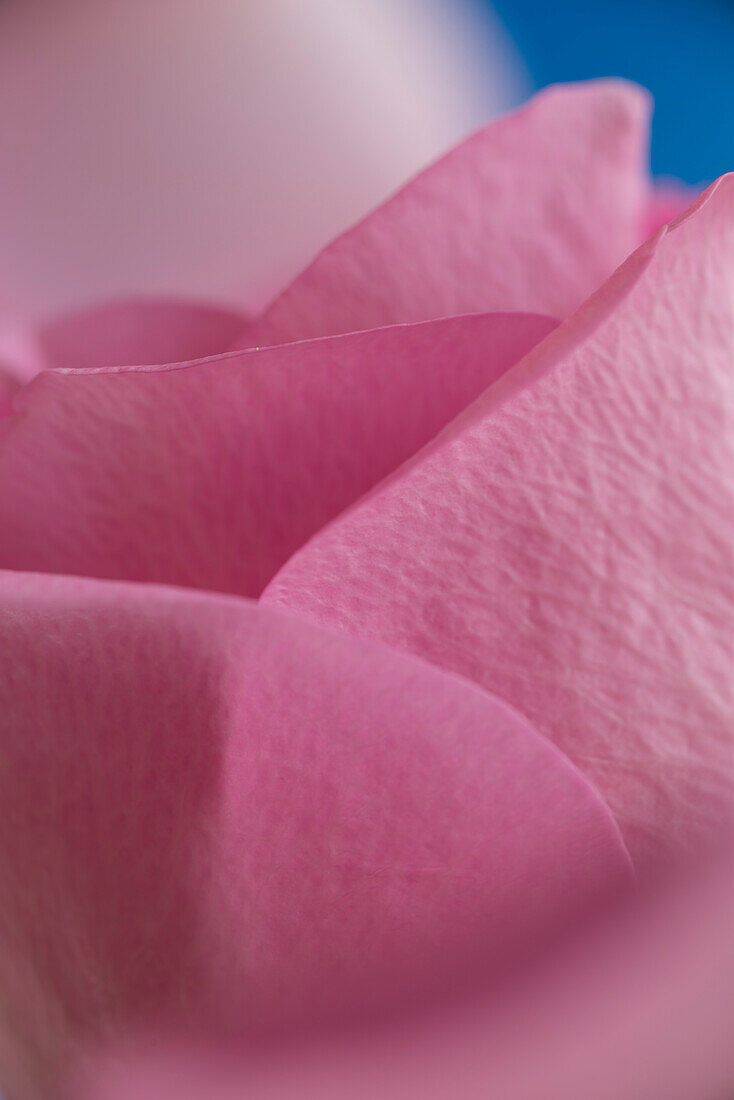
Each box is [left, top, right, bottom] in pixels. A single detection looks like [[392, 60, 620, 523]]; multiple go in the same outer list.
[[535, 76, 652, 121], [667, 171, 734, 231]]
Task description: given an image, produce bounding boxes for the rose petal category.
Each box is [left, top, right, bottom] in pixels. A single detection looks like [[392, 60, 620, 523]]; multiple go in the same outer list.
[[0, 571, 629, 1089], [0, 0, 518, 319], [642, 181, 699, 239], [76, 860, 734, 1100], [263, 176, 734, 866], [0, 298, 247, 378], [232, 80, 651, 349], [0, 311, 554, 595], [0, 366, 19, 419]]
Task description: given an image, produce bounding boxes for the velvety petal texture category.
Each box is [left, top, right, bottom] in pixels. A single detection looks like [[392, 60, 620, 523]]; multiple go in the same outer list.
[[0, 70, 724, 1100], [233, 80, 651, 349], [0, 311, 554, 595], [0, 572, 628, 1092], [264, 177, 734, 865]]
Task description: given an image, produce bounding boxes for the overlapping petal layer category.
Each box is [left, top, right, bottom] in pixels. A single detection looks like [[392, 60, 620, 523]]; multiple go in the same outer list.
[[0, 69, 725, 1100], [233, 80, 651, 349], [643, 182, 698, 239], [77, 861, 734, 1100], [264, 177, 734, 864], [0, 572, 628, 1092], [0, 299, 247, 379], [0, 311, 553, 594]]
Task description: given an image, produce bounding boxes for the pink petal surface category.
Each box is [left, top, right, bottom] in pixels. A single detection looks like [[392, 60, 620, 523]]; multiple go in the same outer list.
[[232, 80, 651, 349], [264, 176, 734, 867], [0, 298, 247, 379], [0, 366, 19, 419], [643, 181, 700, 240], [0, 571, 628, 1094], [0, 311, 554, 595], [77, 860, 734, 1100]]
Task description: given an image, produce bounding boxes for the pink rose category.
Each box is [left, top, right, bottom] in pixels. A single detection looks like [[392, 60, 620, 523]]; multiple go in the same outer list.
[[0, 79, 731, 1098]]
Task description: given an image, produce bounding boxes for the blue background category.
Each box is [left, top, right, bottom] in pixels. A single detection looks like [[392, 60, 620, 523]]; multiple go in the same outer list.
[[488, 0, 734, 184]]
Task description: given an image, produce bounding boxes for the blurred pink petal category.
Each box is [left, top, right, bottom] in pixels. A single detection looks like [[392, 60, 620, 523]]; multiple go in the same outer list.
[[263, 176, 734, 866], [233, 80, 651, 348], [643, 181, 700, 239], [1, 299, 247, 376], [0, 0, 522, 322], [0, 571, 628, 1092], [0, 299, 246, 423], [76, 860, 734, 1100], [0, 367, 19, 419], [0, 311, 554, 594]]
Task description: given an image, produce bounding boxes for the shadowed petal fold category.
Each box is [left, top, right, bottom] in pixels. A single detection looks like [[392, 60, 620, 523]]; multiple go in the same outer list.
[[0, 572, 628, 1091]]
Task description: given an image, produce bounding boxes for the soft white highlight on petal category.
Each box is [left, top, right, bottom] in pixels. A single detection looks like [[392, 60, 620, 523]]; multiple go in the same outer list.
[[0, 0, 525, 322]]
